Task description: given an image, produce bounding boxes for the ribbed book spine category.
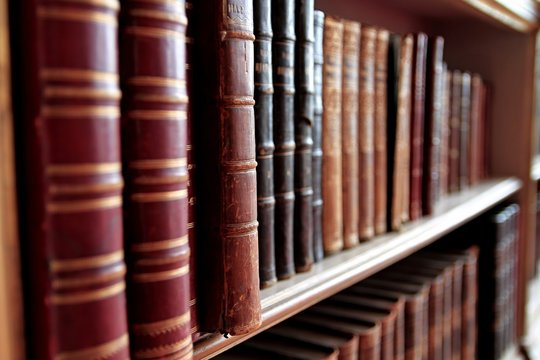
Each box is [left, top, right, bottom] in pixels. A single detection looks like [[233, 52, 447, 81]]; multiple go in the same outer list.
[[254, 0, 277, 288], [272, 0, 296, 279], [20, 0, 130, 357], [312, 10, 325, 262], [322, 16, 344, 254], [120, 0, 193, 358], [342, 20, 360, 249], [294, 0, 314, 272], [194, 0, 261, 335]]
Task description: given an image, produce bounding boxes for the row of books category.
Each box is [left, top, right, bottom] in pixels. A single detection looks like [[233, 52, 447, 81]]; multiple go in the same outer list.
[[216, 247, 479, 360]]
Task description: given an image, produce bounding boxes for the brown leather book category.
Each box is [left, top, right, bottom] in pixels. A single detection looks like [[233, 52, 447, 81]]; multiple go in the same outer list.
[[12, 0, 130, 357], [358, 26, 377, 240], [440, 66, 451, 198], [374, 29, 390, 235], [409, 33, 428, 221], [459, 72, 472, 190], [120, 0, 193, 357], [422, 36, 445, 216], [193, 0, 261, 335], [469, 74, 483, 186], [479, 83, 490, 179], [322, 16, 344, 254], [448, 70, 462, 193], [341, 20, 361, 248]]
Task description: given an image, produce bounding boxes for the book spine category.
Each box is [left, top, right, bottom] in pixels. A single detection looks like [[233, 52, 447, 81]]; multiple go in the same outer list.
[[272, 0, 296, 279], [469, 74, 482, 186], [461, 248, 479, 360], [428, 278, 444, 360], [254, 0, 277, 288], [441, 268, 454, 360], [459, 73, 472, 190], [312, 10, 325, 262], [294, 0, 315, 272], [28, 0, 130, 357], [440, 67, 451, 198], [374, 29, 389, 235], [394, 301, 406, 360], [450, 263, 463, 360], [448, 71, 462, 193], [405, 296, 424, 360], [194, 0, 261, 335], [341, 20, 361, 248], [409, 33, 427, 221], [422, 36, 444, 216], [322, 16, 344, 254], [359, 326, 382, 360], [358, 26, 377, 240]]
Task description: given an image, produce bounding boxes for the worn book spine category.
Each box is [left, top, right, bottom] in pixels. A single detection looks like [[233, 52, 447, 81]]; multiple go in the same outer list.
[[254, 0, 277, 288], [448, 71, 462, 193], [294, 0, 314, 272], [358, 26, 377, 240], [121, 0, 193, 358], [479, 83, 490, 179], [422, 36, 444, 215], [272, 0, 296, 279], [409, 33, 427, 221], [322, 16, 344, 254], [469, 74, 482, 186], [194, 0, 261, 335], [374, 29, 389, 235], [459, 72, 472, 190], [461, 247, 479, 360], [16, 0, 130, 357], [440, 67, 451, 198], [341, 20, 361, 248], [312, 10, 325, 262]]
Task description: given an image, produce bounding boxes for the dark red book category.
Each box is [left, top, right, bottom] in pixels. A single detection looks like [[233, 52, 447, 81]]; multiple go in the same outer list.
[[459, 72, 472, 190], [448, 70, 462, 193]]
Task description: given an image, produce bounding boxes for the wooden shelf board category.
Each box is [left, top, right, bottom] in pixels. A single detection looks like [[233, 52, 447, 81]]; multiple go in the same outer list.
[[459, 0, 539, 32], [194, 177, 521, 359], [531, 154, 540, 181]]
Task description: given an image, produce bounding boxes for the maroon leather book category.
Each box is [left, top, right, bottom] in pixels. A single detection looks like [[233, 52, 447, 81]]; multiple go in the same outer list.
[[13, 0, 130, 358], [448, 71, 461, 193], [409, 33, 428, 221], [193, 0, 261, 335], [440, 66, 451, 198], [120, 0, 193, 358], [459, 73, 472, 190]]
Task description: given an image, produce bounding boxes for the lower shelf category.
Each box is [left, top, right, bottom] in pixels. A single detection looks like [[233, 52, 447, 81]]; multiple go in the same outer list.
[[194, 177, 522, 359]]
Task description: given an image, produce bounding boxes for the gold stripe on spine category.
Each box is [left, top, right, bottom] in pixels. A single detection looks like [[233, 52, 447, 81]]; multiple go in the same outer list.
[[47, 162, 121, 175], [55, 334, 128, 360], [132, 312, 190, 336], [60, 0, 120, 11], [44, 86, 122, 100], [133, 93, 188, 103], [125, 26, 184, 39], [43, 105, 120, 118], [131, 236, 187, 252], [129, 9, 188, 25], [42, 68, 118, 82], [127, 110, 187, 121], [131, 189, 187, 202], [52, 265, 127, 289], [48, 196, 122, 213], [133, 335, 192, 359], [51, 281, 126, 304], [37, 6, 117, 25], [49, 180, 124, 195], [131, 265, 189, 283], [129, 158, 186, 170], [127, 76, 185, 87], [51, 250, 124, 272], [134, 175, 187, 185], [135, 252, 189, 266]]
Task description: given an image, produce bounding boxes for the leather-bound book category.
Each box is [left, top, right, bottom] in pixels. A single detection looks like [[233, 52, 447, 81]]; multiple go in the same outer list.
[[479, 83, 490, 179], [358, 26, 377, 240], [341, 20, 361, 248], [272, 0, 296, 279], [120, 0, 193, 357], [193, 0, 261, 334], [13, 0, 130, 358], [469, 74, 483, 186], [409, 33, 428, 221], [439, 66, 451, 198], [322, 16, 344, 254], [312, 10, 325, 262], [387, 34, 414, 231], [294, 0, 315, 272], [254, 0, 277, 288], [185, 0, 199, 338], [422, 36, 445, 216], [374, 29, 389, 235], [459, 73, 472, 190], [448, 71, 462, 193]]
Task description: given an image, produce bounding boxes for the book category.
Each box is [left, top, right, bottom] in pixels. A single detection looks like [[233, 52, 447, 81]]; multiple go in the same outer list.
[[254, 0, 277, 288], [459, 72, 472, 190], [409, 33, 428, 221], [294, 0, 315, 272], [322, 16, 344, 254], [14, 0, 130, 357], [312, 10, 325, 262], [448, 70, 462, 192], [193, 0, 261, 335], [358, 26, 376, 240], [374, 29, 389, 235], [272, 0, 296, 279], [341, 20, 361, 248], [439, 66, 451, 198], [469, 74, 483, 186], [120, 0, 193, 357]]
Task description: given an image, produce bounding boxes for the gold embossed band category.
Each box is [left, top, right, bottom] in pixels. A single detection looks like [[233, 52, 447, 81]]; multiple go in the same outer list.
[[43, 105, 120, 118], [134, 174, 188, 185], [131, 265, 189, 283], [133, 93, 188, 103], [51, 250, 124, 272], [47, 162, 121, 176], [135, 251, 190, 266], [38, 6, 117, 25], [55, 334, 128, 360], [129, 9, 188, 25], [132, 311, 190, 336], [42, 68, 119, 83], [131, 189, 187, 202], [48, 195, 122, 213], [51, 281, 125, 305], [49, 180, 124, 195], [127, 76, 185, 87], [129, 158, 187, 170], [125, 26, 185, 38], [131, 236, 188, 252], [127, 109, 187, 121], [44, 86, 122, 100], [133, 335, 192, 359], [60, 0, 120, 11], [52, 265, 127, 289]]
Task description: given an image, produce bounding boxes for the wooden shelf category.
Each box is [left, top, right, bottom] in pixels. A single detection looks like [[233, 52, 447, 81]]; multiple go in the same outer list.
[[459, 0, 539, 32], [194, 177, 522, 359]]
